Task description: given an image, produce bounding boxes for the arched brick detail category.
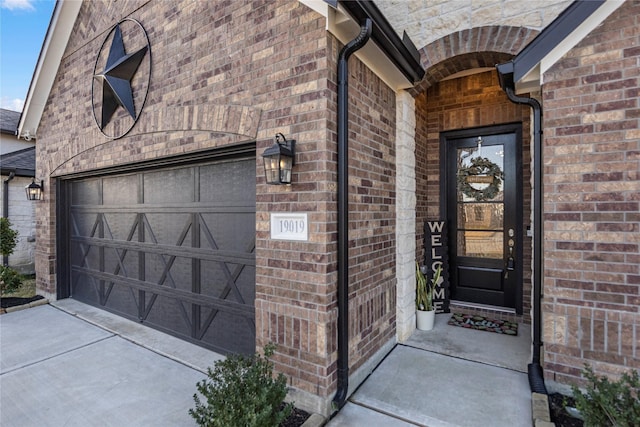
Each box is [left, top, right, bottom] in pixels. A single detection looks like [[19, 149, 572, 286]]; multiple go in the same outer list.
[[49, 104, 261, 176], [411, 25, 540, 94]]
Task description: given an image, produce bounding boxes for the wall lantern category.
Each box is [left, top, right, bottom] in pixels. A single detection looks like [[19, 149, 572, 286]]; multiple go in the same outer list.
[[25, 178, 44, 201], [262, 133, 295, 185]]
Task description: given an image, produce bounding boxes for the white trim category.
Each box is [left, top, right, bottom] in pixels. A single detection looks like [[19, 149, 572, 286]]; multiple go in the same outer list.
[[18, 1, 82, 141], [516, 0, 624, 93], [300, 0, 414, 90]]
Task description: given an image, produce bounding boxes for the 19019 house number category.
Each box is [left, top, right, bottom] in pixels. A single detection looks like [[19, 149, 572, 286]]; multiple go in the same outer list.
[[278, 218, 305, 234], [270, 213, 308, 241]]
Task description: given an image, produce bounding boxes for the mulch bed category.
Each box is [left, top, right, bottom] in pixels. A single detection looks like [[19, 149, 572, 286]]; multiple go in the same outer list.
[[280, 407, 310, 427], [549, 393, 583, 427], [1, 295, 44, 309]]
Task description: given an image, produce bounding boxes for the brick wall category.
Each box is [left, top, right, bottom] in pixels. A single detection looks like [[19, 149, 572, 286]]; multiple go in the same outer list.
[[335, 44, 397, 375], [415, 69, 532, 323], [541, 0, 640, 385], [35, 0, 397, 414]]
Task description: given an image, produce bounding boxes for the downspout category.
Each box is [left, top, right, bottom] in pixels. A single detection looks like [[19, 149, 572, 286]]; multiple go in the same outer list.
[[333, 18, 372, 409], [3, 171, 16, 266], [502, 86, 547, 394]]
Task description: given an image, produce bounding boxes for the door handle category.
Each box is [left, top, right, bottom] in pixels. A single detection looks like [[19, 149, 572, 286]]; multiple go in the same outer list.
[[505, 233, 515, 274], [506, 249, 515, 270]]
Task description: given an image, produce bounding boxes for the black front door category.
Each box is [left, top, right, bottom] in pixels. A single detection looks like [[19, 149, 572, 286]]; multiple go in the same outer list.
[[443, 124, 523, 313]]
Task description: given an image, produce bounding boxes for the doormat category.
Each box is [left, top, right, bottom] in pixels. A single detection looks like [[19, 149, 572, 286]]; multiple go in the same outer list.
[[448, 313, 518, 336]]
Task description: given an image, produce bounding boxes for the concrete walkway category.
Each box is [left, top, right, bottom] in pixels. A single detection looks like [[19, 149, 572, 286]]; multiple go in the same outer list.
[[327, 345, 532, 426], [327, 314, 533, 426], [2, 301, 533, 427]]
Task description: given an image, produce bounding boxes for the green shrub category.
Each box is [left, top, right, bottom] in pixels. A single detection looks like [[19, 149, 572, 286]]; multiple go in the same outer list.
[[0, 265, 23, 293], [572, 364, 640, 427], [189, 343, 293, 427], [0, 217, 18, 257]]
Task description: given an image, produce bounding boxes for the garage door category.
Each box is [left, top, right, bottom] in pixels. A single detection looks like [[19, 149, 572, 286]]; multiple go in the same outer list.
[[63, 156, 256, 355]]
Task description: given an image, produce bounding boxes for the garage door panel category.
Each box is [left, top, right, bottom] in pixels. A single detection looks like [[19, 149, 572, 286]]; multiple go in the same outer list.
[[199, 160, 255, 204], [102, 212, 139, 241], [149, 256, 193, 292], [66, 156, 256, 355], [144, 168, 195, 204], [70, 212, 100, 238], [103, 247, 139, 279], [144, 253, 182, 288], [71, 271, 100, 304], [144, 213, 193, 247], [142, 294, 193, 337], [199, 262, 255, 305], [200, 309, 255, 355], [200, 212, 255, 254], [236, 266, 256, 303], [70, 240, 98, 269], [102, 282, 139, 316], [103, 174, 139, 205], [200, 260, 234, 297], [71, 179, 101, 205]]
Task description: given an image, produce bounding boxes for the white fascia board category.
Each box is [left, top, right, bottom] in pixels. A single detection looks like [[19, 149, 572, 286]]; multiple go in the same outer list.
[[539, 0, 623, 81], [298, 0, 332, 22], [299, 0, 414, 91], [515, 64, 542, 94], [18, 0, 82, 141], [515, 0, 624, 93]]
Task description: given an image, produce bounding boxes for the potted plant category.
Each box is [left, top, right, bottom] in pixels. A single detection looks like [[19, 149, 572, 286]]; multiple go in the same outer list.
[[416, 261, 441, 331]]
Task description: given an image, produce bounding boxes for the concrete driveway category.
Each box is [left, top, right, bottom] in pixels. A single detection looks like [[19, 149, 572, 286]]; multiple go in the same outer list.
[[1, 300, 221, 427]]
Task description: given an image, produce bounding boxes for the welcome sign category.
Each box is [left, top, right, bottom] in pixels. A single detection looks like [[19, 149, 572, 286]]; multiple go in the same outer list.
[[424, 220, 450, 313]]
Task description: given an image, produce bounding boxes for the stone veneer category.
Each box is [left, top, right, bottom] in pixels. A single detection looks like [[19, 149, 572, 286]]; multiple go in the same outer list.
[[376, 0, 571, 50], [395, 91, 417, 342]]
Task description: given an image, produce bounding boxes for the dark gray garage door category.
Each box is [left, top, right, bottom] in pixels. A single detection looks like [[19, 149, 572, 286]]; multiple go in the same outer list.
[[63, 157, 256, 355]]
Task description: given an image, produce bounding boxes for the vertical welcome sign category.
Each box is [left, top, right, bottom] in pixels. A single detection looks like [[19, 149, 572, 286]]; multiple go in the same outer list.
[[424, 220, 450, 313]]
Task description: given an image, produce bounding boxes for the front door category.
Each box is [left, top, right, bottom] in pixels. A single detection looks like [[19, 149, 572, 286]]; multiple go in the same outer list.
[[443, 124, 523, 313]]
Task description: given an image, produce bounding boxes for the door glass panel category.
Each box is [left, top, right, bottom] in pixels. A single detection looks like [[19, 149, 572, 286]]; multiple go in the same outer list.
[[457, 145, 504, 202], [456, 141, 505, 259], [457, 231, 503, 258], [458, 203, 504, 230]]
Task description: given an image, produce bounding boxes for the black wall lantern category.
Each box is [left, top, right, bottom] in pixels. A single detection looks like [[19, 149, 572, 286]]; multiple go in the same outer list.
[[25, 178, 44, 201], [262, 133, 295, 185]]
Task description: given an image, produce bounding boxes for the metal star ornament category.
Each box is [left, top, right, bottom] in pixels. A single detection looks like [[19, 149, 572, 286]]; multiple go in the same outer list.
[[92, 19, 151, 139]]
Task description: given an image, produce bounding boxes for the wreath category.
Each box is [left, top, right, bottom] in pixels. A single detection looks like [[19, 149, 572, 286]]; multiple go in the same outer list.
[[457, 157, 503, 201]]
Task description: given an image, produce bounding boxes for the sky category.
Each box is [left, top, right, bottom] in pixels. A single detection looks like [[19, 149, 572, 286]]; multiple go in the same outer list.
[[0, 0, 55, 112]]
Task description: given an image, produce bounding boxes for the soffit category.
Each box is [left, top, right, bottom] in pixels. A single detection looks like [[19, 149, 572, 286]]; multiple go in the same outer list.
[[302, 0, 425, 91], [18, 0, 82, 142], [502, 0, 624, 93]]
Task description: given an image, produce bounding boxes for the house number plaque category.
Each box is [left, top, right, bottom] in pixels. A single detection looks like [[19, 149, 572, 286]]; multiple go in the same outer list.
[[271, 213, 308, 241]]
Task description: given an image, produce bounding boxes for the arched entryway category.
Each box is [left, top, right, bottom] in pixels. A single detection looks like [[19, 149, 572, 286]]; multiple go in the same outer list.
[[396, 26, 540, 351]]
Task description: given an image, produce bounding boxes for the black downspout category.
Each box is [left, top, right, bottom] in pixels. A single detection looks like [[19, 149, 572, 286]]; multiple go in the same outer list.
[[3, 171, 16, 266], [333, 18, 372, 410], [503, 86, 547, 394]]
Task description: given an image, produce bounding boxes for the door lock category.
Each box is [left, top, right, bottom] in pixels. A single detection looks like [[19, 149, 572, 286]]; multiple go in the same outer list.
[[505, 230, 515, 278]]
